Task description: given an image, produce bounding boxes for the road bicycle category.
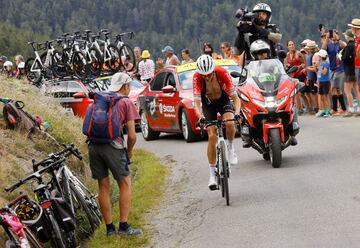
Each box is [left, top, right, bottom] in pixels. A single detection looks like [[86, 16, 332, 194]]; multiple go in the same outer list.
[[0, 194, 42, 248], [201, 118, 238, 206], [114, 31, 136, 72]]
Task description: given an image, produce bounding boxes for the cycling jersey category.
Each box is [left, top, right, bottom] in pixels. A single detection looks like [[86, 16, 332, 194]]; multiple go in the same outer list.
[[193, 66, 236, 100], [355, 36, 360, 68]]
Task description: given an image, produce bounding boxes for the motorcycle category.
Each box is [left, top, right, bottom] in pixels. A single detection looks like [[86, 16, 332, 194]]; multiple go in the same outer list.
[[231, 58, 303, 168]]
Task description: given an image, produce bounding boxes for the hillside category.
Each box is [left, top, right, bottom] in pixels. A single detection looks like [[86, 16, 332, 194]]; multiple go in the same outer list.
[[0, 0, 359, 59]]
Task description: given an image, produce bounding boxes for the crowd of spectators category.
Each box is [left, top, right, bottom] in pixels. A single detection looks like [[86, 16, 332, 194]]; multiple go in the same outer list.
[[0, 55, 26, 79]]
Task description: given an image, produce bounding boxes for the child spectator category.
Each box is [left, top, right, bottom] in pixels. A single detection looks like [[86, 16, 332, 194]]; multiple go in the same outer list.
[[316, 50, 331, 117]]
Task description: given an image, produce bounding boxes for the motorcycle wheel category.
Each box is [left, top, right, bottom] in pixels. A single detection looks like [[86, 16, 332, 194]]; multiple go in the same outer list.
[[269, 128, 282, 168]]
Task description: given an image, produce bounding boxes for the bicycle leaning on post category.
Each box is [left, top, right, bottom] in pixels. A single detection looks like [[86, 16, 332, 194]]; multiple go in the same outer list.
[[201, 118, 239, 206]]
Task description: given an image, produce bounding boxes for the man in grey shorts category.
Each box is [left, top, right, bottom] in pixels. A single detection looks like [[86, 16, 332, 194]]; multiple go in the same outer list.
[[88, 72, 142, 236]]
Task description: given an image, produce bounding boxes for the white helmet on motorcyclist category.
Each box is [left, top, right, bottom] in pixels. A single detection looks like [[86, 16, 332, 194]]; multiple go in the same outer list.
[[250, 40, 271, 60], [253, 3, 272, 22], [196, 55, 215, 75]]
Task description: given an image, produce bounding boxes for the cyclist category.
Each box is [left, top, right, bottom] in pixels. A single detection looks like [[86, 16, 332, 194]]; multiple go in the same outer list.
[[193, 55, 240, 190], [234, 3, 282, 60]]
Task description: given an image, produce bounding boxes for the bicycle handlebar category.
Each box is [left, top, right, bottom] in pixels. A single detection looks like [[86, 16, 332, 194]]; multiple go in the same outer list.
[[199, 118, 239, 137], [5, 158, 66, 193]]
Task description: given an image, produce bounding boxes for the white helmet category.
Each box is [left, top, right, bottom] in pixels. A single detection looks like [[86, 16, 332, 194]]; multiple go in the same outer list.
[[250, 40, 271, 60], [18, 62, 25, 69], [3, 61, 13, 68], [253, 3, 272, 22], [196, 55, 215, 75]]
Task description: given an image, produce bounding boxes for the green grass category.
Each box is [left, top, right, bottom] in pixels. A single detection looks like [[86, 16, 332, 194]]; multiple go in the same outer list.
[[86, 149, 168, 248]]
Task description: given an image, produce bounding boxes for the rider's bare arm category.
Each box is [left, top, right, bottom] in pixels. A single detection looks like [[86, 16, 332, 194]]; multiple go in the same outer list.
[[268, 32, 282, 44], [230, 93, 240, 116]]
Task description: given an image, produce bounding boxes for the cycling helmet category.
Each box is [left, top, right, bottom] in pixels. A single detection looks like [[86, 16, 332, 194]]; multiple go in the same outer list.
[[196, 55, 215, 75], [3, 61, 13, 68], [253, 3, 272, 22], [18, 62, 25, 69], [250, 40, 271, 60], [14, 199, 43, 225]]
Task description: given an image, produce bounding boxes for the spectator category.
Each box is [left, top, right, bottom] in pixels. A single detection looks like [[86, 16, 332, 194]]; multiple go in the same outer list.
[[138, 50, 155, 82], [156, 46, 180, 68], [348, 19, 360, 98], [316, 50, 331, 117], [0, 56, 7, 73], [121, 55, 134, 72], [305, 40, 320, 114], [181, 49, 194, 64], [16, 62, 26, 79], [220, 42, 243, 65], [321, 29, 347, 116], [284, 40, 309, 114], [342, 29, 360, 116], [203, 42, 222, 59], [3, 61, 15, 77], [133, 47, 142, 79], [88, 72, 142, 236]]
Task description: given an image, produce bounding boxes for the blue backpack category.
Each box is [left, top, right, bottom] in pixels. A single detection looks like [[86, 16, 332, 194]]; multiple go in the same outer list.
[[82, 92, 127, 143]]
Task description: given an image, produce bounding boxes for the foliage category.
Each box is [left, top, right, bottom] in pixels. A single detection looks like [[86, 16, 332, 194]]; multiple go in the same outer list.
[[0, 0, 358, 59]]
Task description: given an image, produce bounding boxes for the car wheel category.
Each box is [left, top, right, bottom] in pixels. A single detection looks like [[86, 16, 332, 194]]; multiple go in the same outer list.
[[181, 109, 199, 143], [140, 111, 160, 141]]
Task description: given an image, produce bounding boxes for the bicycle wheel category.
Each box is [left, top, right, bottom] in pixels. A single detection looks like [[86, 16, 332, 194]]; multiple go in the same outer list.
[[219, 141, 230, 206], [70, 182, 101, 236], [119, 44, 135, 72], [88, 47, 102, 76], [24, 227, 42, 248], [25, 58, 42, 84], [47, 210, 66, 248], [106, 44, 121, 72], [52, 50, 68, 78], [61, 48, 74, 75], [73, 51, 88, 79]]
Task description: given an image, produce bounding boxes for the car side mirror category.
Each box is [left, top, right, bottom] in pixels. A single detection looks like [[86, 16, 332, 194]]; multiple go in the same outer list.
[[162, 85, 176, 93], [73, 92, 87, 99]]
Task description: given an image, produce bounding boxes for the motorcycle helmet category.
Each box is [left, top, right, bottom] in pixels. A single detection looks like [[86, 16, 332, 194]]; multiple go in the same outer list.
[[252, 3, 272, 23], [250, 40, 271, 60], [196, 55, 215, 75]]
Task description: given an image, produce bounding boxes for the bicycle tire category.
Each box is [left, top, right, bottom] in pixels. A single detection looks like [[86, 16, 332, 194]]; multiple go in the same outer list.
[[52, 50, 68, 78], [70, 182, 101, 235], [72, 51, 88, 79], [61, 48, 74, 75], [119, 44, 135, 72], [47, 210, 66, 248], [24, 227, 42, 248], [40, 52, 53, 79], [219, 141, 230, 206], [106, 44, 121, 72], [25, 57, 42, 84]]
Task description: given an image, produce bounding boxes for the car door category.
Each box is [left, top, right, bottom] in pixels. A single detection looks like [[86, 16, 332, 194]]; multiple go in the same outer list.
[[158, 72, 181, 131], [144, 71, 167, 129]]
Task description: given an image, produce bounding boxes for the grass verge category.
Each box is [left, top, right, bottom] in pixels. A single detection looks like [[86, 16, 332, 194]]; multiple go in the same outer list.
[[86, 149, 168, 248]]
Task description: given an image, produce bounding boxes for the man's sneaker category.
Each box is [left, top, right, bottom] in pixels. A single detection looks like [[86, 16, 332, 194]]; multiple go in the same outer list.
[[118, 225, 143, 236], [315, 110, 326, 117], [208, 175, 217, 191], [106, 228, 117, 236], [228, 148, 238, 164]]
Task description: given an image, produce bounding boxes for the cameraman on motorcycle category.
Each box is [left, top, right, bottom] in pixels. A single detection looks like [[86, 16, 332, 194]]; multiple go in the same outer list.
[[234, 3, 282, 60]]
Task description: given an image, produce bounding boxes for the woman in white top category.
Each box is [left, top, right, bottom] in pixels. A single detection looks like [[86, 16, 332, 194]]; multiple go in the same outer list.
[[138, 50, 155, 82]]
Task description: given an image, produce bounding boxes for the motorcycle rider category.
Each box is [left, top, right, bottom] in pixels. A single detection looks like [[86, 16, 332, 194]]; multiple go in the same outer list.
[[240, 40, 299, 147], [193, 55, 240, 190], [234, 3, 282, 61]]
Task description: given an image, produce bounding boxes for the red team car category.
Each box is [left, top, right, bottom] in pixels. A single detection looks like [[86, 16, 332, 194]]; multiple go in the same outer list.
[[138, 59, 241, 142]]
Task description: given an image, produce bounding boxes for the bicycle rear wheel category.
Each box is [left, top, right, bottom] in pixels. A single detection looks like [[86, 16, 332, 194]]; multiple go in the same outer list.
[[25, 58, 42, 84], [119, 44, 135, 72], [219, 141, 230, 206], [73, 51, 88, 79], [47, 210, 66, 248], [106, 44, 121, 72]]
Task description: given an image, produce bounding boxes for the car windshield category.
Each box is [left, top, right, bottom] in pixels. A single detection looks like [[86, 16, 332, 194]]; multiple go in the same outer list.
[[246, 59, 287, 93], [178, 65, 242, 90], [130, 79, 144, 89]]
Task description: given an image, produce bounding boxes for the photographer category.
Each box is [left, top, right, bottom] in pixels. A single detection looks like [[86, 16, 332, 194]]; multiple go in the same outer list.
[[234, 3, 282, 60]]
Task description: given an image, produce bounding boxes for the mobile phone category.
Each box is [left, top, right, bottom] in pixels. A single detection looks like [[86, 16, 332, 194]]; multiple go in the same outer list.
[[329, 29, 333, 39]]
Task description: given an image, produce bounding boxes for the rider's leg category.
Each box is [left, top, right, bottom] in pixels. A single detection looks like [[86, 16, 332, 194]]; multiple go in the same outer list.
[[223, 112, 238, 164], [207, 125, 217, 190]]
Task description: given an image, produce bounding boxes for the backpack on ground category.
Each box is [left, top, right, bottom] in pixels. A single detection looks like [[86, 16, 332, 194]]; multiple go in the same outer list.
[[82, 92, 127, 143], [2, 100, 39, 131]]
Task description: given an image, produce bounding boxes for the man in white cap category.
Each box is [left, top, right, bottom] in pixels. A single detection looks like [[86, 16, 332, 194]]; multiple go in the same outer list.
[[348, 19, 360, 94], [88, 72, 142, 236]]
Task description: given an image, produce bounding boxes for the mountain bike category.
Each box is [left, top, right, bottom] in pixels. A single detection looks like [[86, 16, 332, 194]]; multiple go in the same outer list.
[[32, 144, 101, 236], [0, 194, 42, 248], [201, 119, 238, 206]]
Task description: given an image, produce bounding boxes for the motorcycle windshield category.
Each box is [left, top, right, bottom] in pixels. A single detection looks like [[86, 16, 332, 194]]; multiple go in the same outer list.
[[247, 59, 287, 94]]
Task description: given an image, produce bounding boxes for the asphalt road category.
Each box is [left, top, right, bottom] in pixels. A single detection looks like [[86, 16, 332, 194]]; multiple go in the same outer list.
[[137, 116, 360, 248]]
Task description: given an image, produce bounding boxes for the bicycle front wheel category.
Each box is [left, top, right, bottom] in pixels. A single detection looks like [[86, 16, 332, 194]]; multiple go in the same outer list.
[[219, 141, 230, 206], [73, 51, 88, 79], [25, 58, 42, 84], [106, 44, 121, 72], [119, 44, 135, 72]]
